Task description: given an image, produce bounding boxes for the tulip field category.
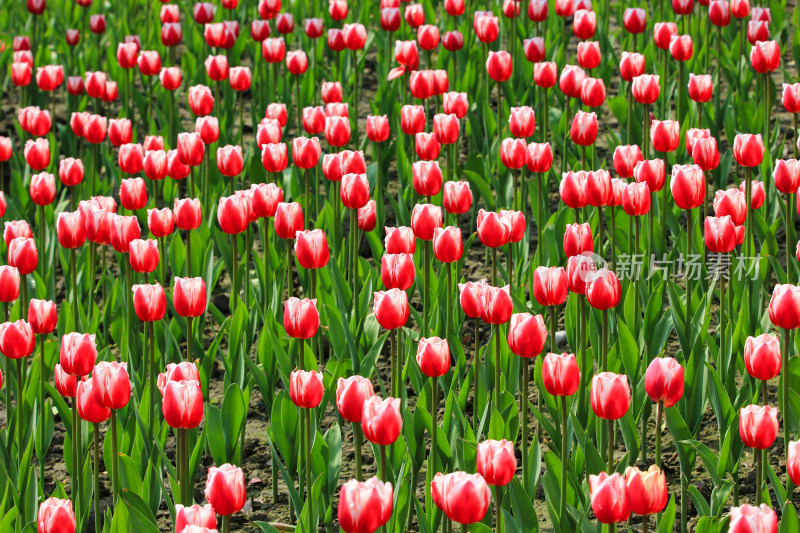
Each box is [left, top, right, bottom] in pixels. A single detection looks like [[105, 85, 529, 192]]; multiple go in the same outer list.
[[7, 0, 800, 531]]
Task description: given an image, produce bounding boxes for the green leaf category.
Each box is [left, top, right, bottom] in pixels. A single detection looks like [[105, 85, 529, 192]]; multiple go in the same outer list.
[[657, 495, 677, 533]]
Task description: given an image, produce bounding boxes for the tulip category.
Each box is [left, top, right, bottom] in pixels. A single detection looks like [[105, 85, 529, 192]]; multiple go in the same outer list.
[[563, 222, 594, 257], [188, 85, 214, 116], [542, 352, 580, 396], [173, 199, 202, 232], [533, 266, 568, 307], [37, 498, 76, 533], [534, 61, 558, 89], [432, 226, 462, 264], [687, 73, 713, 103], [205, 464, 246, 517], [109, 119, 134, 148], [431, 472, 491, 525], [474, 12, 499, 43], [373, 289, 409, 331], [338, 478, 393, 533], [588, 473, 631, 524], [506, 312, 547, 359], [704, 215, 737, 254], [0, 319, 34, 359], [283, 297, 320, 339], [744, 334, 781, 382], [733, 133, 765, 167], [480, 284, 512, 327], [586, 269, 621, 311], [570, 110, 598, 146], [564, 255, 594, 299], [161, 378, 204, 429], [289, 369, 324, 410], [523, 38, 545, 63], [58, 332, 97, 378], [476, 439, 516, 488], [622, 181, 651, 217], [362, 395, 402, 449], [740, 404, 779, 451], [486, 51, 512, 82], [176, 505, 218, 533], [612, 145, 643, 179], [0, 266, 20, 304], [24, 138, 50, 171], [477, 209, 511, 250], [625, 465, 668, 523], [730, 504, 778, 533], [173, 277, 207, 322]]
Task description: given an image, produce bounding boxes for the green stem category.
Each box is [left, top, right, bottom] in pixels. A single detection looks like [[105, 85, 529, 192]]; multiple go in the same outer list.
[[261, 218, 270, 319], [755, 448, 763, 505], [305, 408, 313, 533], [493, 485, 503, 533], [549, 306, 557, 354], [577, 296, 587, 422], [16, 358, 25, 519], [39, 334, 46, 496], [655, 401, 663, 469], [93, 423, 101, 533], [149, 322, 156, 447], [231, 233, 238, 312], [784, 328, 794, 493], [354, 423, 363, 481], [601, 309, 608, 371], [111, 409, 119, 505], [423, 240, 431, 336], [494, 323, 501, 414], [686, 208, 692, 345], [379, 444, 387, 481], [187, 316, 193, 363], [351, 210, 359, 328], [521, 357, 529, 483], [223, 515, 231, 533], [607, 417, 614, 472], [431, 376, 438, 480], [559, 395, 568, 530], [537, 172, 543, 265]]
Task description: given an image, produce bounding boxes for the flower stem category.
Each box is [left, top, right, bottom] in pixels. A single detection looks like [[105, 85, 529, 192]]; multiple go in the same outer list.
[[305, 408, 313, 533], [493, 485, 503, 533], [520, 356, 529, 483], [39, 334, 46, 496], [423, 240, 431, 336], [93, 423, 101, 533], [16, 358, 25, 519], [559, 395, 569, 530], [755, 447, 763, 505], [494, 323, 501, 413], [380, 444, 387, 481], [354, 422, 363, 482], [111, 409, 119, 505], [655, 401, 663, 469]]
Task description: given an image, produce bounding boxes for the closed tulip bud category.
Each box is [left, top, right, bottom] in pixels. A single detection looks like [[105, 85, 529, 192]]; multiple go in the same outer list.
[[250, 183, 283, 219], [147, 208, 174, 238], [611, 145, 643, 179], [11, 61, 32, 87], [744, 334, 781, 381], [128, 239, 159, 273], [173, 277, 207, 317], [685, 128, 710, 156], [295, 229, 329, 270], [256, 118, 282, 147], [619, 8, 646, 34], [137, 50, 161, 76], [586, 269, 621, 309], [653, 22, 677, 51], [260, 143, 288, 174], [24, 138, 50, 171], [709, 0, 731, 25], [275, 13, 294, 34], [8, 236, 37, 276], [591, 372, 631, 420], [404, 3, 425, 27], [365, 115, 391, 143], [769, 284, 800, 330], [291, 137, 321, 169], [205, 464, 246, 516], [36, 65, 64, 91], [645, 357, 684, 406], [633, 159, 665, 193], [283, 297, 320, 339], [360, 202, 379, 228], [174, 198, 203, 230], [783, 83, 800, 114], [480, 284, 513, 325], [417, 24, 440, 50], [411, 203, 443, 241], [400, 105, 426, 136], [317, 83, 342, 106], [325, 116, 351, 147], [130, 284, 166, 323], [772, 160, 800, 197], [409, 70, 435, 100], [432, 226, 463, 263], [411, 160, 442, 196], [507, 312, 547, 358], [789, 442, 800, 487], [649, 119, 679, 153], [414, 132, 440, 161], [168, 151, 191, 180], [37, 499, 76, 533], [704, 215, 737, 253], [59, 332, 97, 376], [589, 474, 632, 525], [217, 195, 250, 235], [381, 253, 415, 290], [327, 28, 345, 51], [338, 477, 393, 533], [286, 50, 309, 76], [5, 220, 33, 246], [385, 226, 416, 254], [301, 18, 323, 39], [362, 396, 402, 445], [0, 319, 35, 359], [441, 31, 464, 53], [433, 113, 460, 145], [118, 177, 146, 211], [118, 142, 145, 175], [175, 505, 217, 533], [569, 111, 598, 146], [458, 281, 486, 319], [340, 173, 370, 209], [486, 51, 513, 82], [625, 466, 668, 517], [622, 182, 651, 216], [543, 352, 580, 396], [739, 404, 779, 449], [30, 172, 56, 206], [619, 53, 646, 83], [689, 137, 719, 172], [523, 37, 545, 63], [476, 439, 517, 487], [687, 73, 713, 103], [533, 266, 568, 307], [274, 202, 304, 239], [742, 180, 765, 210], [670, 164, 705, 209], [289, 370, 324, 409], [573, 9, 596, 39], [473, 12, 499, 43], [733, 133, 765, 167], [373, 288, 409, 330], [431, 471, 492, 525], [730, 504, 777, 533], [214, 145, 243, 178], [177, 132, 205, 167], [477, 209, 511, 248], [0, 266, 20, 303], [750, 40, 780, 73], [343, 23, 367, 50], [58, 158, 84, 187], [416, 336, 451, 377], [563, 222, 594, 258], [107, 118, 132, 147], [585, 169, 611, 206], [159, 66, 182, 90], [188, 85, 215, 117], [301, 106, 325, 135], [55, 364, 81, 398], [577, 41, 601, 70], [712, 189, 746, 225], [500, 137, 527, 169], [20, 107, 53, 137], [443, 181, 473, 215], [56, 211, 86, 249], [0, 137, 11, 163], [533, 61, 558, 88], [336, 376, 375, 423]]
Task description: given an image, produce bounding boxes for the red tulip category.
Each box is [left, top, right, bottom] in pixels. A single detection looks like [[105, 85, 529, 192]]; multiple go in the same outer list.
[[477, 209, 511, 248], [380, 253, 415, 291], [704, 215, 737, 253], [176, 505, 217, 533], [174, 198, 202, 231], [29, 172, 55, 206], [622, 7, 646, 33], [570, 110, 598, 146], [5, 221, 34, 247], [55, 364, 80, 398], [131, 283, 166, 323], [411, 203, 443, 241], [689, 137, 720, 172], [286, 50, 309, 75], [214, 145, 243, 178], [573, 9, 596, 39], [432, 227, 463, 263], [294, 229, 330, 269], [217, 195, 250, 234], [283, 297, 320, 339], [750, 40, 780, 73], [400, 105, 427, 136], [37, 499, 76, 533], [621, 182, 651, 216], [431, 472, 491, 525], [480, 284, 512, 325], [362, 396, 402, 445], [336, 376, 375, 425], [161, 378, 204, 430], [507, 312, 547, 358], [709, 0, 731, 25], [591, 372, 631, 420], [500, 137, 527, 169], [688, 73, 713, 103], [327, 28, 345, 51], [0, 266, 20, 303], [476, 439, 517, 486], [586, 269, 621, 310], [366, 115, 391, 143], [275, 13, 294, 34], [625, 466, 667, 517], [249, 183, 283, 219], [417, 24, 440, 50], [0, 319, 35, 359], [147, 208, 174, 239], [563, 222, 593, 257], [733, 133, 765, 167], [11, 61, 32, 87], [644, 357, 684, 407], [433, 113, 460, 144], [744, 334, 781, 381], [533, 266, 568, 307], [343, 23, 367, 49], [56, 157, 84, 187], [384, 226, 416, 254], [290, 370, 324, 409], [618, 53, 646, 84], [542, 352, 580, 396], [474, 12, 499, 43], [24, 138, 50, 171], [739, 404, 779, 449], [523, 37, 546, 63], [373, 289, 409, 330], [128, 238, 159, 273], [459, 281, 487, 319], [577, 41, 601, 70], [177, 132, 205, 167], [789, 442, 800, 487], [205, 464, 246, 516], [712, 189, 746, 226], [325, 116, 351, 147], [91, 361, 131, 410], [338, 478, 393, 533], [486, 51, 512, 82], [783, 83, 800, 114], [137, 50, 161, 76], [653, 22, 677, 49], [534, 61, 558, 88], [55, 211, 86, 249], [0, 137, 11, 162], [188, 85, 215, 116], [59, 332, 97, 377], [585, 169, 612, 206], [36, 65, 63, 91], [446, 0, 466, 16], [173, 277, 207, 317], [274, 202, 304, 239], [416, 336, 450, 377], [443, 181, 473, 215], [729, 504, 777, 533]]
